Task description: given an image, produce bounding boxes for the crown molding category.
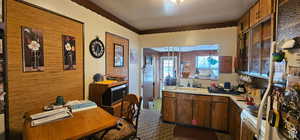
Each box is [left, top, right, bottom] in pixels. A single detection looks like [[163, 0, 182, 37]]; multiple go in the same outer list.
[[71, 0, 140, 33], [71, 0, 238, 35], [139, 21, 238, 34]]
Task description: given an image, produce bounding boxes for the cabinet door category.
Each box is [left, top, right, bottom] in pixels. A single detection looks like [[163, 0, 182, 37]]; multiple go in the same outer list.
[[229, 102, 236, 138], [230, 101, 242, 140], [176, 94, 193, 125], [239, 12, 250, 33], [241, 122, 256, 140], [162, 96, 176, 122], [234, 109, 242, 140], [193, 96, 211, 128], [249, 25, 262, 74], [250, 2, 260, 26], [211, 102, 229, 131], [260, 0, 273, 19]]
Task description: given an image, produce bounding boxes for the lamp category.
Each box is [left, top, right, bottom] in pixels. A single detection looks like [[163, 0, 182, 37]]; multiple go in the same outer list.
[[170, 0, 184, 5]]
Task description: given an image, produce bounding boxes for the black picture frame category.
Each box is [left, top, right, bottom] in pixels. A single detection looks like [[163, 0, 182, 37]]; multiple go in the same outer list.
[[21, 26, 44, 72], [113, 43, 124, 67]]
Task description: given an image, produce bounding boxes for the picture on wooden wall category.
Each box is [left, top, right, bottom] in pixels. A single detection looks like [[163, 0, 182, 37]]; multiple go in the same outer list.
[[22, 26, 44, 72], [62, 35, 76, 70], [114, 44, 124, 67]]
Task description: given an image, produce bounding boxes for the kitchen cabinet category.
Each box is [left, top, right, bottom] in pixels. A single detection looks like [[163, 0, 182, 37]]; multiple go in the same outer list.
[[249, 24, 262, 74], [229, 100, 242, 140], [250, 0, 273, 27], [250, 2, 260, 27], [260, 0, 273, 19], [162, 92, 230, 132], [237, 32, 250, 72], [192, 95, 211, 128], [241, 122, 256, 140], [162, 92, 176, 122], [211, 96, 229, 132], [239, 12, 250, 33], [176, 94, 193, 125]]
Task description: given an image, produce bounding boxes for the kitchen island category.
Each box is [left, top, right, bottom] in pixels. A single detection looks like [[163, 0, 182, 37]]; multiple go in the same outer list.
[[161, 87, 265, 140]]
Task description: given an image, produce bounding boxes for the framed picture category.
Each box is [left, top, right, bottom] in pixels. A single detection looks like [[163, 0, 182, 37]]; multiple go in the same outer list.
[[21, 26, 44, 72], [114, 44, 124, 67], [62, 35, 76, 70]]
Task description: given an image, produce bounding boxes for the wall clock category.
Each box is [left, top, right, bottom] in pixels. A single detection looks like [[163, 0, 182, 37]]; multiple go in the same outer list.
[[89, 37, 105, 58]]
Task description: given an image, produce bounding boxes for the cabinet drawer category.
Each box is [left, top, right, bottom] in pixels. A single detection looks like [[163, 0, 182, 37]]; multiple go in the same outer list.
[[193, 95, 211, 102], [163, 91, 176, 98], [212, 96, 228, 103], [176, 93, 193, 100]]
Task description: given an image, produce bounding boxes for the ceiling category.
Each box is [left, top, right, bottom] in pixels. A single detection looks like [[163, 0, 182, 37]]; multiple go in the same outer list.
[[150, 45, 219, 52], [89, 0, 256, 30]]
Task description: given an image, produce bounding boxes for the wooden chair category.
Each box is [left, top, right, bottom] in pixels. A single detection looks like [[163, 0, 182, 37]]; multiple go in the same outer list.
[[94, 94, 142, 140]]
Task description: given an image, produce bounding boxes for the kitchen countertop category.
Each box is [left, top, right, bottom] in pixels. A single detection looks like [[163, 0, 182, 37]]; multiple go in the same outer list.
[[163, 86, 266, 136], [163, 87, 248, 110]]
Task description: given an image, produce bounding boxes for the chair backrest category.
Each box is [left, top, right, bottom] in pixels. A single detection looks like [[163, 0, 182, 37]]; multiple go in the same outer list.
[[120, 94, 142, 129]]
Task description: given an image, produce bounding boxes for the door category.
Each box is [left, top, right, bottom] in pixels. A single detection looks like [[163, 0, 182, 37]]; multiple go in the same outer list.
[[160, 57, 177, 86], [176, 94, 193, 125], [250, 2, 260, 26], [162, 93, 176, 122], [260, 0, 273, 19], [143, 55, 154, 108], [193, 96, 211, 128], [211, 97, 229, 131]]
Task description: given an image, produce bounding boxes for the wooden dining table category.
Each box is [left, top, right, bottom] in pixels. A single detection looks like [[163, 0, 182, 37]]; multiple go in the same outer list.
[[23, 107, 118, 140]]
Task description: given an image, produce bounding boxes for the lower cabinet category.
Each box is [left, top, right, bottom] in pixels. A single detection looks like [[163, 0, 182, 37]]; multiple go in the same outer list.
[[229, 100, 242, 140], [211, 97, 229, 131], [162, 92, 233, 132], [162, 92, 176, 122], [241, 122, 256, 140], [193, 96, 211, 128], [176, 94, 193, 125]]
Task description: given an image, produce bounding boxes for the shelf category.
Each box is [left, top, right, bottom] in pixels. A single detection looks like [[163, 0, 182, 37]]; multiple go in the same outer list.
[[239, 71, 269, 80]]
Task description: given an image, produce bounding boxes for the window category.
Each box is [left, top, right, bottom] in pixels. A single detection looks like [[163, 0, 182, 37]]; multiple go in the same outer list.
[[161, 57, 177, 79], [195, 56, 219, 79]]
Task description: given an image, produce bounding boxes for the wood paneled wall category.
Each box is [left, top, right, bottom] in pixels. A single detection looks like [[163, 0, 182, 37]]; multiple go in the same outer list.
[[105, 32, 129, 79], [6, 0, 84, 138]]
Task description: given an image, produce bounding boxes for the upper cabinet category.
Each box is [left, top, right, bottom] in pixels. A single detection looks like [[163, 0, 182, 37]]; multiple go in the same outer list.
[[250, 2, 260, 27], [236, 0, 275, 79], [260, 0, 274, 18], [238, 12, 250, 33], [250, 0, 274, 27]]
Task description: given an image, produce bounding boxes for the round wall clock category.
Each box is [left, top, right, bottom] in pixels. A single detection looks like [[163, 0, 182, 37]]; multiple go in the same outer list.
[[89, 37, 105, 58]]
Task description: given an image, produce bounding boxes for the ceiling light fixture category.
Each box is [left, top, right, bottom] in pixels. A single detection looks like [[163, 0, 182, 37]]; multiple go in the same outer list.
[[170, 0, 184, 5]]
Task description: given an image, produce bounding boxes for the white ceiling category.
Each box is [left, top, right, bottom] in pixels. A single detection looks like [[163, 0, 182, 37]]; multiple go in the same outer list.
[[149, 45, 219, 52], [90, 0, 256, 30]]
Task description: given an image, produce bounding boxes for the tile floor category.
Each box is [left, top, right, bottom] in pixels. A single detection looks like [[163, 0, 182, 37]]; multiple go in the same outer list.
[[137, 109, 231, 140]]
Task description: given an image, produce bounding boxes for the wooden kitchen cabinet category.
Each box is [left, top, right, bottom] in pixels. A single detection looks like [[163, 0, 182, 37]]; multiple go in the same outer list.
[[249, 24, 262, 74], [162, 92, 230, 132], [250, 0, 273, 27], [250, 2, 260, 27], [260, 0, 273, 19], [162, 92, 176, 122], [239, 12, 250, 33], [211, 96, 229, 132], [229, 100, 242, 140], [176, 94, 193, 125], [192, 95, 211, 128], [241, 122, 256, 140]]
